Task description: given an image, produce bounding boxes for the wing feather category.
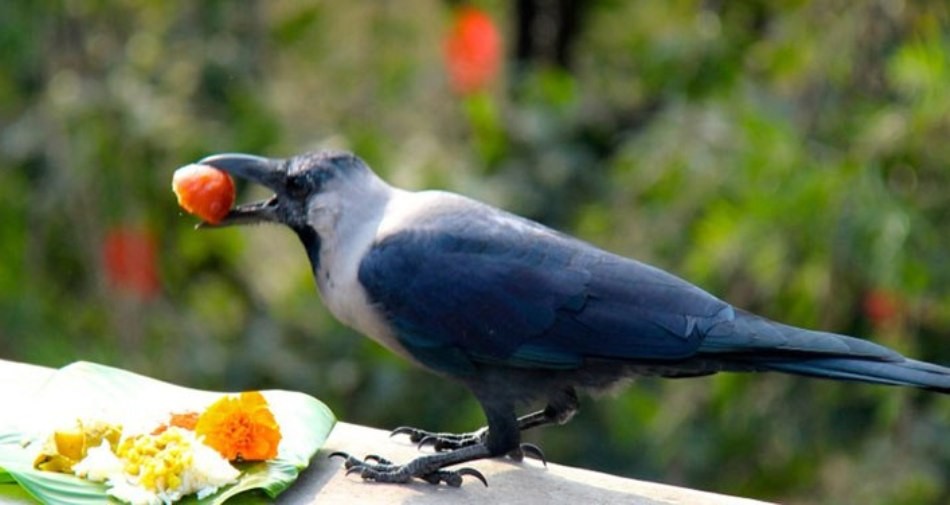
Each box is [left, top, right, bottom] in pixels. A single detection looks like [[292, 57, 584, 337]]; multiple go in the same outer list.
[[358, 202, 732, 373]]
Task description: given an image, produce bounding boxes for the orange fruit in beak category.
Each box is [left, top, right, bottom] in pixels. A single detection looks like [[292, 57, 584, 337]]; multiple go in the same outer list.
[[172, 164, 236, 224]]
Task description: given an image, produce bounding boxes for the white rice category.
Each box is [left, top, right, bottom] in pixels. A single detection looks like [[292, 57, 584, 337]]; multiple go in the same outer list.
[[73, 427, 240, 505], [72, 440, 123, 481]]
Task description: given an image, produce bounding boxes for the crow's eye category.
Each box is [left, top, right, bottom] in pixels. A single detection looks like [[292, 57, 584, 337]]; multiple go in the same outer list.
[[285, 176, 309, 199]]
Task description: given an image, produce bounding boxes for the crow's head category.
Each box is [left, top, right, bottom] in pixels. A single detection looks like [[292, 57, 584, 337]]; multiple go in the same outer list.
[[195, 150, 389, 268], [199, 150, 382, 230]]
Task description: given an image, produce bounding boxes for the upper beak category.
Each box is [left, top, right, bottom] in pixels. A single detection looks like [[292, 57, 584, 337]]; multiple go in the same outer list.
[[196, 153, 285, 227]]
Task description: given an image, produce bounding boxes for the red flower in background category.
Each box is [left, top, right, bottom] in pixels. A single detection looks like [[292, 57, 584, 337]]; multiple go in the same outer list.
[[444, 6, 502, 95], [103, 227, 160, 299]]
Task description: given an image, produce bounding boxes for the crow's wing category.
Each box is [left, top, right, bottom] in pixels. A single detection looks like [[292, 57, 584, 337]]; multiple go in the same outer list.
[[358, 203, 731, 375]]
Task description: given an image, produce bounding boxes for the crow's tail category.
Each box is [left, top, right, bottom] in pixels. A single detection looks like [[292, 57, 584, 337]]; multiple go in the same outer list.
[[700, 310, 950, 394]]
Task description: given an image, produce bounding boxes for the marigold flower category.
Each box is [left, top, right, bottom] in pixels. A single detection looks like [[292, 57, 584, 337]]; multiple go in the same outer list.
[[195, 392, 282, 461]]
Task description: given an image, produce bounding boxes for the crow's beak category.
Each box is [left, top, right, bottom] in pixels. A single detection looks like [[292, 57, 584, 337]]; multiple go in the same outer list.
[[196, 153, 285, 227]]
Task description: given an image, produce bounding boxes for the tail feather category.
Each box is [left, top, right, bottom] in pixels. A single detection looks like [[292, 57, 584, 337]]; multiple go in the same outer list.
[[702, 310, 950, 393], [758, 357, 950, 393]]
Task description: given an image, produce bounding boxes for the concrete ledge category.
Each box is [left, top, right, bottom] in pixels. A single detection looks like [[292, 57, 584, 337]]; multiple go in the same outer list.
[[1, 360, 772, 504], [282, 422, 774, 505]]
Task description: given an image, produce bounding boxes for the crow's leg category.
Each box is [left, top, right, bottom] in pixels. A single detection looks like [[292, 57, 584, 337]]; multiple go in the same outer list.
[[391, 387, 578, 455], [515, 387, 579, 431], [333, 398, 526, 486]]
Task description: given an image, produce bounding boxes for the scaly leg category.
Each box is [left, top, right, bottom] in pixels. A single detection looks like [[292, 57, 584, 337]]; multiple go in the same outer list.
[[391, 387, 578, 457]]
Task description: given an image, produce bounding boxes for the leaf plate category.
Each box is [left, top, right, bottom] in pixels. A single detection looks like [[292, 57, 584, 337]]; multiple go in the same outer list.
[[0, 361, 335, 504]]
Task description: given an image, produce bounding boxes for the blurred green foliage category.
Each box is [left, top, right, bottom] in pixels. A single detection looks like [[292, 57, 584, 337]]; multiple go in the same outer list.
[[1, 1, 949, 503]]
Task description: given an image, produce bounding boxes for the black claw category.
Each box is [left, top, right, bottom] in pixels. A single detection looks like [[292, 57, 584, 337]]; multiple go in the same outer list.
[[506, 443, 547, 465], [364, 454, 392, 465], [390, 426, 420, 440], [344, 465, 364, 477], [457, 467, 489, 487], [519, 443, 547, 466], [329, 451, 363, 469], [417, 435, 439, 451]]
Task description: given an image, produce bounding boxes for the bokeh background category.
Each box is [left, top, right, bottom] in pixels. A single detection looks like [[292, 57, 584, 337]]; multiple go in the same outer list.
[[2, 1, 949, 503]]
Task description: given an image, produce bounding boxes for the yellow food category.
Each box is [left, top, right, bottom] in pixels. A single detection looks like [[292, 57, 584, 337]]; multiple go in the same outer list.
[[117, 429, 194, 492], [33, 419, 122, 473], [32, 391, 280, 504], [73, 426, 240, 504]]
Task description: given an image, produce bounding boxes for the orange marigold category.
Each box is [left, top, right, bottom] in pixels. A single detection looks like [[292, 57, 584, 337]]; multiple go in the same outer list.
[[195, 392, 282, 461]]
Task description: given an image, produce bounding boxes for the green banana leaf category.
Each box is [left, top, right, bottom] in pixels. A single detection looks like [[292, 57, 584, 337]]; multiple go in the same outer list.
[[0, 361, 335, 504]]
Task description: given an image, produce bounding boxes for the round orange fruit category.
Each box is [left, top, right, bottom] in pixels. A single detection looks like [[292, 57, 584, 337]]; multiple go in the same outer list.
[[172, 164, 236, 224]]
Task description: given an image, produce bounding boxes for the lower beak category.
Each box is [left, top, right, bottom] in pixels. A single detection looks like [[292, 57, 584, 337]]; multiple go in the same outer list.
[[196, 153, 286, 227]]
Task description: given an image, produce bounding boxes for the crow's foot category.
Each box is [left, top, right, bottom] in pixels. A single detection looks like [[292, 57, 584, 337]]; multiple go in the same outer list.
[[391, 426, 487, 451], [329, 451, 488, 487]]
